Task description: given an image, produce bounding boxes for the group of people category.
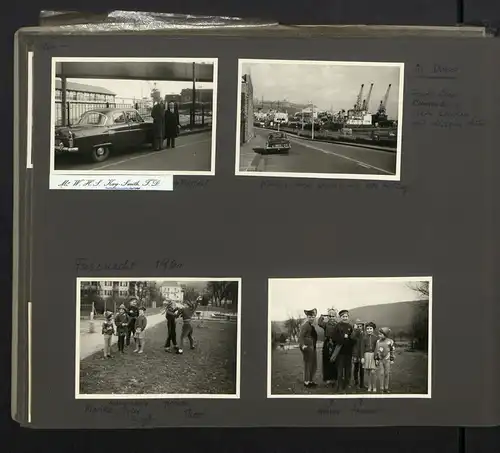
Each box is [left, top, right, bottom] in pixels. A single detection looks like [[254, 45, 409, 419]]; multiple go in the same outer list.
[[298, 308, 395, 393], [101, 299, 147, 357], [100, 297, 200, 358], [160, 298, 200, 354], [151, 95, 182, 151]]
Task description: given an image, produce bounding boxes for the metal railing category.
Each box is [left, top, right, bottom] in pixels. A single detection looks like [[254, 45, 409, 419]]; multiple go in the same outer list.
[[56, 99, 213, 129]]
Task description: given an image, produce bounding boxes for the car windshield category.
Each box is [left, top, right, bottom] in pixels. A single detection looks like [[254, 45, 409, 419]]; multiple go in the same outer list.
[[269, 133, 285, 139], [77, 111, 107, 126]]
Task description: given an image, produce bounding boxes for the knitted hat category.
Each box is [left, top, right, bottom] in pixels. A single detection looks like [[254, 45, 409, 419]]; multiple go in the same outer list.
[[119, 304, 126, 310], [338, 309, 349, 317], [379, 327, 391, 337], [355, 318, 362, 324], [304, 308, 317, 317], [366, 321, 376, 329], [105, 311, 113, 319], [138, 306, 146, 312]]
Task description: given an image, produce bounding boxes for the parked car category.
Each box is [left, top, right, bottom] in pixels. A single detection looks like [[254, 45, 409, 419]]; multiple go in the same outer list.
[[371, 128, 397, 142], [265, 132, 291, 154], [54, 108, 153, 163]]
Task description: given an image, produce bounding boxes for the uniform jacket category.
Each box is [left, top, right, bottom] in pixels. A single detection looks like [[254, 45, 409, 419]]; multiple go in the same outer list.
[[317, 316, 337, 339], [333, 321, 354, 356], [351, 328, 364, 358], [114, 312, 129, 335], [128, 306, 139, 327], [299, 321, 318, 350]]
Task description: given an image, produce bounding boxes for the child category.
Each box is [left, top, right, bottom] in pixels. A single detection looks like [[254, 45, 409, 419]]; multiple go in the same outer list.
[[126, 299, 139, 347], [101, 311, 115, 359], [134, 306, 148, 354], [332, 309, 354, 393], [351, 318, 365, 389], [178, 300, 199, 354], [360, 321, 378, 392], [375, 327, 395, 393], [299, 308, 319, 388], [114, 304, 129, 353], [163, 300, 179, 352]]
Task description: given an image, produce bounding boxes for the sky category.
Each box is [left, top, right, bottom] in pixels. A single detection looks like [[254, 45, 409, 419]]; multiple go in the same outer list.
[[66, 78, 213, 100], [269, 279, 425, 321], [243, 61, 401, 118]]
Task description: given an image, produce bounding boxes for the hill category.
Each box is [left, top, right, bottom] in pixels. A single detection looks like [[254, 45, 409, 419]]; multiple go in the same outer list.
[[272, 300, 429, 340]]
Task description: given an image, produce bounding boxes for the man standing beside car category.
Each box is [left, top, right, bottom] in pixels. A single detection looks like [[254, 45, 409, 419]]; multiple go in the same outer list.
[[164, 101, 181, 149], [151, 95, 165, 151]]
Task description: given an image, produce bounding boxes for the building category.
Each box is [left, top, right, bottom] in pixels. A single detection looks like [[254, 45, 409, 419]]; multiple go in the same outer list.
[[164, 93, 182, 104], [160, 282, 183, 302], [80, 281, 148, 299], [240, 74, 254, 144], [55, 79, 116, 103], [180, 88, 213, 104]]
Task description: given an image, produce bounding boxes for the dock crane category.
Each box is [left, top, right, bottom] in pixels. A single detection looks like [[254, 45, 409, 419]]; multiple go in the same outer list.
[[354, 84, 364, 111], [377, 84, 392, 116], [362, 83, 374, 112]]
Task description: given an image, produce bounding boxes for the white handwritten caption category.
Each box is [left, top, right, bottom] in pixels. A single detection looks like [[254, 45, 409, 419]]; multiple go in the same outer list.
[[50, 174, 174, 191]]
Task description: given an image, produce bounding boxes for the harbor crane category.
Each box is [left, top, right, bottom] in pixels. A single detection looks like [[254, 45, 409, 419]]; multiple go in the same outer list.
[[377, 84, 392, 116], [354, 84, 365, 111], [361, 83, 374, 112]]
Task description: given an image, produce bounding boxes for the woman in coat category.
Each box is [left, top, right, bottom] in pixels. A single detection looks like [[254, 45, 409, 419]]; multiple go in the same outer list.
[[151, 99, 165, 150], [164, 101, 180, 148], [317, 308, 338, 386], [299, 308, 318, 388]]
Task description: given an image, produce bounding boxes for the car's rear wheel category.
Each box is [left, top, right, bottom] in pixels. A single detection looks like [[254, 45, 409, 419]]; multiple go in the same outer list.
[[91, 146, 110, 163]]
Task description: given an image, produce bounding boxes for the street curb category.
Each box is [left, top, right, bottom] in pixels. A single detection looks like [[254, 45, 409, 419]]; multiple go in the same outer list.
[[180, 127, 212, 136], [256, 126, 397, 153]]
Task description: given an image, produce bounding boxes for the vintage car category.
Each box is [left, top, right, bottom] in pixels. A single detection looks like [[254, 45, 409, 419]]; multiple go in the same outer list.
[[54, 108, 153, 163], [265, 132, 291, 153], [371, 128, 397, 142]]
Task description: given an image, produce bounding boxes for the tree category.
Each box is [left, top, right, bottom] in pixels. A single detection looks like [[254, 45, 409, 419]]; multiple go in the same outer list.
[[408, 281, 430, 351], [206, 281, 239, 311], [283, 314, 304, 343], [182, 286, 200, 302], [407, 280, 430, 299]]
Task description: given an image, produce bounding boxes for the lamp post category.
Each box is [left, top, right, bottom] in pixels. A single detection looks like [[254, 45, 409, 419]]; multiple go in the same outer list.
[[311, 102, 315, 140]]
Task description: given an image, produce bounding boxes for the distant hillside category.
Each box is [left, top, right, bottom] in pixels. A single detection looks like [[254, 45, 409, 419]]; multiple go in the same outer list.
[[272, 300, 429, 339]]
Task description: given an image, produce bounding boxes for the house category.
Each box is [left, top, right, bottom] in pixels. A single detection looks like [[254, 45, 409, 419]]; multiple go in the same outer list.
[[160, 282, 183, 302]]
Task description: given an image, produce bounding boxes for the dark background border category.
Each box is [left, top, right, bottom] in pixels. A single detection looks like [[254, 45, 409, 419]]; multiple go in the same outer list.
[[2, 1, 499, 451]]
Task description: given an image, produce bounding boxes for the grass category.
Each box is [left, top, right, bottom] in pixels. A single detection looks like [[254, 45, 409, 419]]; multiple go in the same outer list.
[[79, 319, 238, 395], [271, 346, 428, 395]]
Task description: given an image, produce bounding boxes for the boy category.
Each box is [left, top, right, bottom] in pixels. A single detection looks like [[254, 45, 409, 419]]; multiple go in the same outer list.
[[360, 321, 378, 392], [178, 300, 199, 354], [134, 306, 148, 354], [317, 309, 337, 385], [126, 299, 139, 347], [299, 308, 319, 388], [375, 327, 395, 393], [351, 319, 365, 389], [163, 299, 179, 352], [332, 309, 354, 393], [101, 311, 115, 359], [114, 304, 129, 353]]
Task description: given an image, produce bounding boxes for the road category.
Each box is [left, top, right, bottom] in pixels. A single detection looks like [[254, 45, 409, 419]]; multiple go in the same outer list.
[[55, 131, 212, 172], [240, 128, 397, 176]]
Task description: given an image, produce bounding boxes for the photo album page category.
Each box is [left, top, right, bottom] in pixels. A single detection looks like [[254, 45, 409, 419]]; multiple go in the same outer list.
[[11, 27, 500, 428]]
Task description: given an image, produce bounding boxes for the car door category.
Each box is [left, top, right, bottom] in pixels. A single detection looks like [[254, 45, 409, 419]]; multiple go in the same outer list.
[[109, 111, 131, 150], [125, 110, 149, 148]]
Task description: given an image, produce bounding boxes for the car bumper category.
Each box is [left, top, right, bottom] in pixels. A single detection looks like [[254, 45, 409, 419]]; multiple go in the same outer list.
[[55, 145, 79, 153]]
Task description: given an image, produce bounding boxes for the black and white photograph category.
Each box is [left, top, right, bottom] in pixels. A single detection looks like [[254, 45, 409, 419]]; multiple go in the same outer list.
[[50, 58, 218, 189], [236, 59, 404, 180], [268, 277, 432, 398], [76, 278, 240, 399]]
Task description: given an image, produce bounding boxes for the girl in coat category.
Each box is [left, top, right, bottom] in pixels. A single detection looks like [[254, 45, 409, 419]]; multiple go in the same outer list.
[[299, 308, 318, 388]]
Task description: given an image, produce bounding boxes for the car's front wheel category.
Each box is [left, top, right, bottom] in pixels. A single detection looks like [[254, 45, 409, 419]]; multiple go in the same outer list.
[[91, 146, 111, 163]]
